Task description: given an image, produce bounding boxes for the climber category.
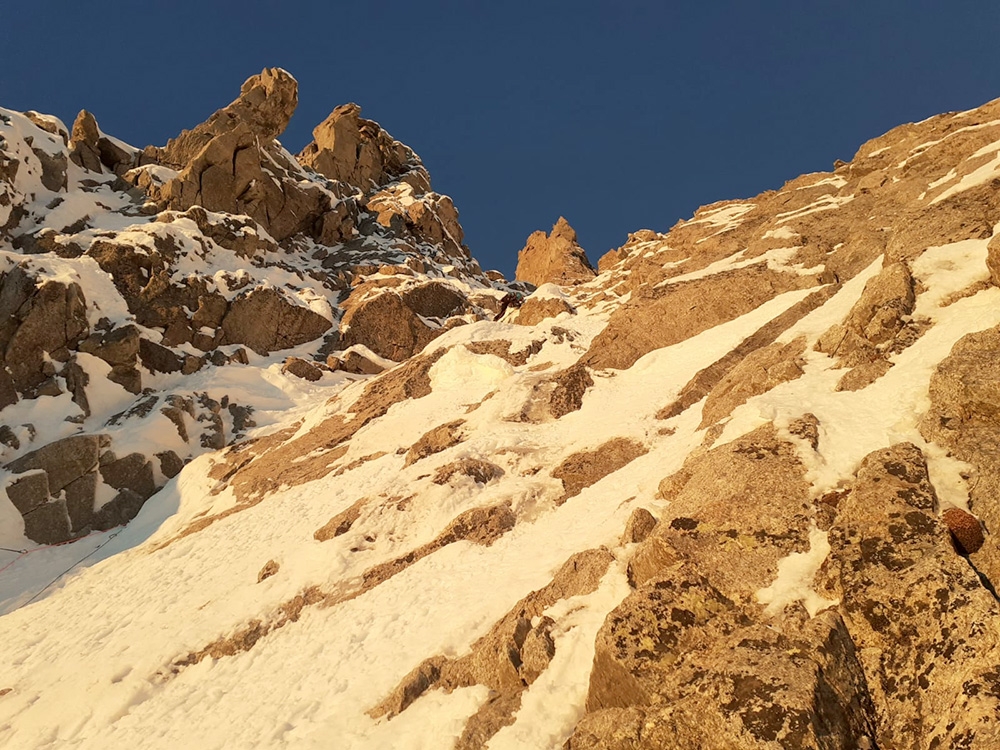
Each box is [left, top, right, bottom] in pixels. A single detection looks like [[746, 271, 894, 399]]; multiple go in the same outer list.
[[493, 291, 525, 321]]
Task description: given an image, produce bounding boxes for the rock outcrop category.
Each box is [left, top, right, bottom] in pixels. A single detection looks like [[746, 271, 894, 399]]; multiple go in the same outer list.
[[515, 217, 596, 287], [920, 324, 1000, 586], [818, 443, 1000, 749], [298, 102, 428, 192]]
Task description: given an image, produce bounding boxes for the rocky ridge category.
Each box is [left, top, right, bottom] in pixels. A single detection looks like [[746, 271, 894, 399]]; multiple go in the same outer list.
[[2, 80, 1000, 750], [0, 68, 508, 544]]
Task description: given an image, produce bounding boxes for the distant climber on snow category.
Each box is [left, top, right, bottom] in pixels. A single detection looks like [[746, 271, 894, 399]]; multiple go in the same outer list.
[[493, 291, 525, 321]]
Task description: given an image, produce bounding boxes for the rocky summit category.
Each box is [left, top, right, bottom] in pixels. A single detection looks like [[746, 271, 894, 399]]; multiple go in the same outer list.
[[2, 72, 1000, 750]]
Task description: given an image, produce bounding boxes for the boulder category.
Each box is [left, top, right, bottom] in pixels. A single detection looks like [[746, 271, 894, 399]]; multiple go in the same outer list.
[[514, 217, 596, 286], [5, 470, 49, 514], [99, 453, 156, 500], [514, 296, 574, 326], [30, 145, 68, 192], [835, 358, 894, 392], [6, 434, 104, 494], [22, 498, 73, 545], [138, 338, 184, 374], [339, 291, 441, 362], [157, 450, 184, 479], [220, 288, 332, 355], [548, 363, 594, 418], [78, 324, 140, 367], [646, 424, 814, 600], [281, 357, 323, 382], [942, 507, 985, 554], [327, 349, 385, 375], [620, 507, 657, 545], [399, 282, 466, 319], [63, 472, 97, 532], [92, 488, 146, 531]]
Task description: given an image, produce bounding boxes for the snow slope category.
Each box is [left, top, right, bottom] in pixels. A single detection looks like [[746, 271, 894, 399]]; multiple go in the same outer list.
[[0, 225, 996, 747]]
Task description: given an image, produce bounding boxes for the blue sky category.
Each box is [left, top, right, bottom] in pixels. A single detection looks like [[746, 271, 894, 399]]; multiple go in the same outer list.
[[4, 1, 1000, 277]]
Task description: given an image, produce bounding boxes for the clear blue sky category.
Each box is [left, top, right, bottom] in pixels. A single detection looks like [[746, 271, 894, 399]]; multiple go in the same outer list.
[[4, 1, 1000, 277]]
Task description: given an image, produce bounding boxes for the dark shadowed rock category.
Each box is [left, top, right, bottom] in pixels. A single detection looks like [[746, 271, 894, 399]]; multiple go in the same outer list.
[[78, 324, 140, 367], [22, 498, 73, 545], [92, 488, 146, 531], [6, 434, 103, 494], [5, 471, 49, 514], [99, 453, 156, 500], [138, 338, 184, 374], [63, 472, 97, 532], [157, 450, 184, 479]]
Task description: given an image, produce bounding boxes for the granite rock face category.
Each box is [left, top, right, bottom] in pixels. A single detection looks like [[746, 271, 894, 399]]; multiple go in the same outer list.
[[515, 217, 596, 287], [818, 443, 1000, 750]]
